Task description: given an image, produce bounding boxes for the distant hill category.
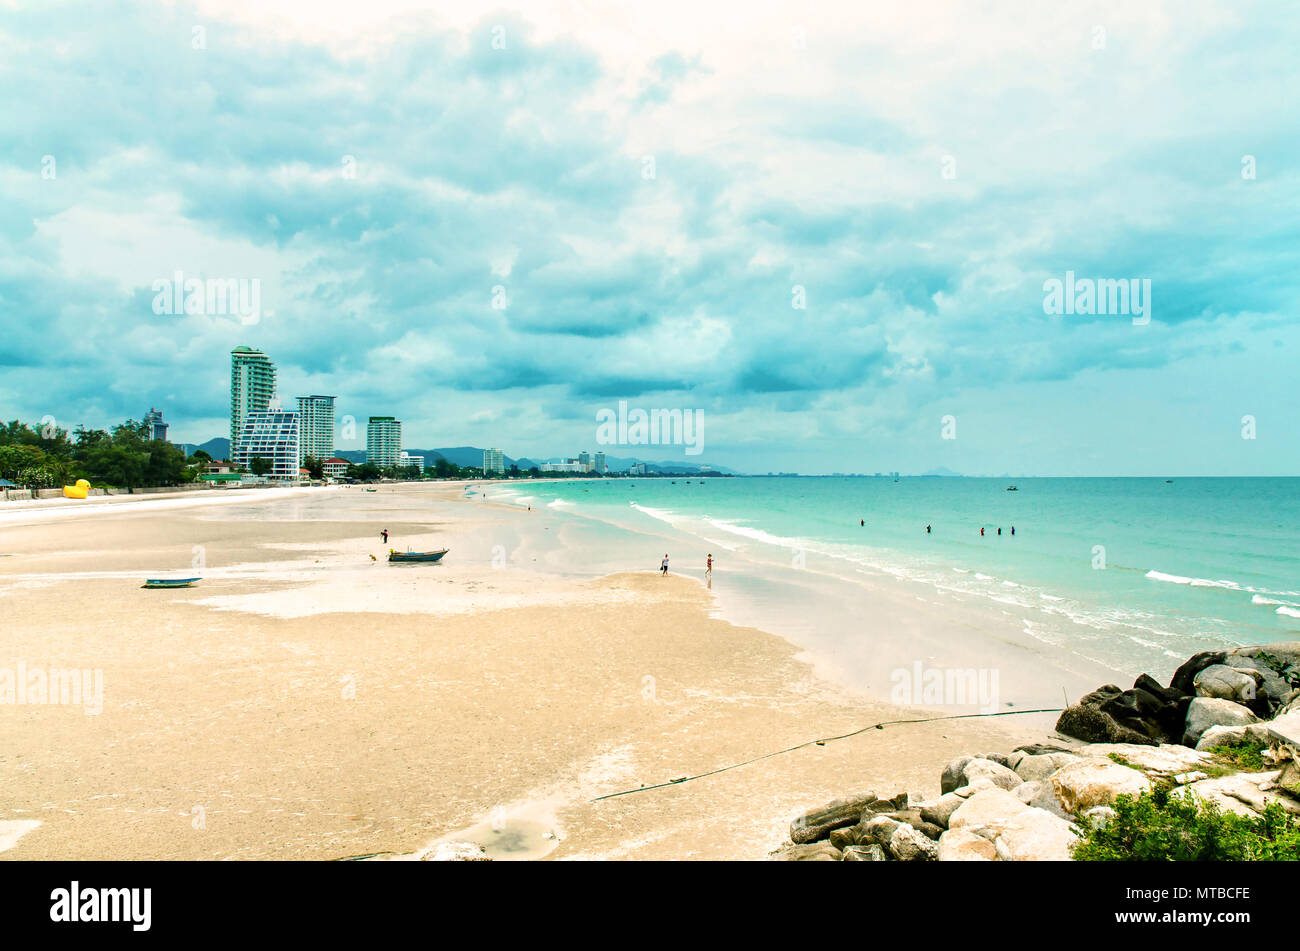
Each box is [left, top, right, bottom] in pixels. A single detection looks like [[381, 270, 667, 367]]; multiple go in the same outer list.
[[178, 437, 230, 460]]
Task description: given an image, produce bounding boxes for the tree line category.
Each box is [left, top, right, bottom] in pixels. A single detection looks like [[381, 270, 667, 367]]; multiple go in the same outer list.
[[0, 418, 195, 490]]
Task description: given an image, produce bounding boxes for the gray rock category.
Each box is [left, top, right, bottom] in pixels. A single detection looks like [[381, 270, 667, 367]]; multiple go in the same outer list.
[[1194, 665, 1261, 704], [1183, 697, 1259, 746], [961, 758, 1023, 791], [941, 755, 975, 794]]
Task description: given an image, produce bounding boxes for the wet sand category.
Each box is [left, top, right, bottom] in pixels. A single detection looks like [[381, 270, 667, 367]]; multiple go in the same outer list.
[[0, 483, 1054, 860]]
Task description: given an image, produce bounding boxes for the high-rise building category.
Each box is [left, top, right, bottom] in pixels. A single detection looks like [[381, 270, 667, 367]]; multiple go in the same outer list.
[[366, 417, 401, 469], [296, 395, 336, 463], [578, 451, 591, 471], [483, 448, 505, 474], [232, 398, 300, 480], [230, 346, 276, 450], [593, 452, 606, 474], [143, 407, 169, 442], [399, 452, 425, 472]]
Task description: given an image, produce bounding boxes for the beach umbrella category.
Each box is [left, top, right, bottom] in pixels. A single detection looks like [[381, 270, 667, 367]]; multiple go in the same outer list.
[[0, 479, 17, 487]]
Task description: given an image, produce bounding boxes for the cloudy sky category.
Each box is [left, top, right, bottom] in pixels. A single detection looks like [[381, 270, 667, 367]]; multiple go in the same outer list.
[[2, 0, 1296, 475]]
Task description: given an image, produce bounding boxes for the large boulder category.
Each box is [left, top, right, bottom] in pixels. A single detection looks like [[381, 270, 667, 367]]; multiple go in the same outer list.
[[1173, 644, 1300, 716], [948, 787, 1078, 860], [958, 758, 1023, 791], [857, 815, 904, 848], [789, 791, 878, 843], [1174, 772, 1300, 818], [1183, 697, 1259, 747], [1056, 686, 1164, 746], [937, 828, 997, 861], [1075, 743, 1209, 780], [1049, 759, 1152, 813], [1194, 665, 1262, 704], [1194, 723, 1274, 751]]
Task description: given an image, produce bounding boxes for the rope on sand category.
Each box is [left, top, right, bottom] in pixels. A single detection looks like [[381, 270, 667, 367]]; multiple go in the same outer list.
[[589, 707, 1066, 802]]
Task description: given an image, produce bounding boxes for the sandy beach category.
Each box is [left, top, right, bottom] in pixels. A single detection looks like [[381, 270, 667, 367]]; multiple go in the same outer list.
[[0, 483, 1057, 860]]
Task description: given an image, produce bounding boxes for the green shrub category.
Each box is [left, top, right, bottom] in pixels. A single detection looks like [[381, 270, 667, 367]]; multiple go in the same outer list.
[[1073, 785, 1300, 861], [1207, 740, 1268, 771]]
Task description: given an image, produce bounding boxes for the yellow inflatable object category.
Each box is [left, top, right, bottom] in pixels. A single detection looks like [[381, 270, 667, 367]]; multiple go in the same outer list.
[[62, 479, 91, 499]]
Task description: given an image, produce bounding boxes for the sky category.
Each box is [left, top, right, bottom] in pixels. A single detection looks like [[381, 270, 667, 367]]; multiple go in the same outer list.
[[1, 0, 1297, 475]]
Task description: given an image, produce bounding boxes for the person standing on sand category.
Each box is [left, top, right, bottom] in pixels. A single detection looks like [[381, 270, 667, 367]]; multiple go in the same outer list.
[[706, 554, 713, 578], [381, 529, 389, 543], [661, 554, 670, 576]]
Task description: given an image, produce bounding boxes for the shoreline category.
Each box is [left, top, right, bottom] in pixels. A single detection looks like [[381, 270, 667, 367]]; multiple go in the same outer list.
[[0, 481, 1059, 860]]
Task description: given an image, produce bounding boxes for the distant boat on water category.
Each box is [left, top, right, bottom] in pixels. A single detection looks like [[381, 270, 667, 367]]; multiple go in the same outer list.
[[1006, 486, 1018, 491], [388, 549, 448, 564], [142, 578, 200, 589]]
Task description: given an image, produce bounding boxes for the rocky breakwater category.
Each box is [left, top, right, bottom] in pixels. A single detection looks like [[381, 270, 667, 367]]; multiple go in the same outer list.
[[771, 643, 1300, 861]]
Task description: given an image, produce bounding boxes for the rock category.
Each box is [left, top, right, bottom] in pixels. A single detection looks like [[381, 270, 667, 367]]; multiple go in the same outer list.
[[919, 792, 966, 828], [990, 809, 1079, 861], [937, 828, 997, 861], [1014, 781, 1042, 804], [770, 841, 843, 861], [948, 786, 1031, 832], [790, 791, 878, 844], [918, 821, 945, 841], [940, 755, 975, 794], [1267, 711, 1300, 748], [961, 758, 1023, 791], [1056, 686, 1163, 746], [1194, 665, 1262, 704], [948, 787, 1079, 860], [1076, 743, 1208, 779], [423, 841, 492, 861], [842, 844, 887, 862], [1099, 685, 1182, 743], [857, 815, 903, 848], [1013, 742, 1076, 756], [1171, 650, 1228, 696], [1081, 805, 1116, 824], [1183, 697, 1259, 746], [1194, 723, 1274, 751], [1174, 772, 1300, 818], [1009, 750, 1080, 782], [828, 826, 859, 850], [887, 823, 938, 861], [1049, 759, 1152, 813]]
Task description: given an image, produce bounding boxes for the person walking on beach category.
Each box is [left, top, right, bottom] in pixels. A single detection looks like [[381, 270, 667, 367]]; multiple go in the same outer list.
[[661, 554, 670, 576], [706, 554, 713, 578], [381, 529, 389, 543]]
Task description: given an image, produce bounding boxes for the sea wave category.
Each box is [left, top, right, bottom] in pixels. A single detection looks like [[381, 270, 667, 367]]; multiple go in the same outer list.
[[1278, 606, 1300, 619]]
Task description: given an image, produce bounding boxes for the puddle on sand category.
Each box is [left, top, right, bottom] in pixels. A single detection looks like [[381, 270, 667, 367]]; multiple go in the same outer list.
[[377, 803, 562, 861]]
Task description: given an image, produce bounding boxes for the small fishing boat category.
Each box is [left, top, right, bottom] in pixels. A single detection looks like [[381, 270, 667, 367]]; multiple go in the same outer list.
[[1006, 486, 1018, 491], [142, 578, 201, 589], [388, 549, 448, 564]]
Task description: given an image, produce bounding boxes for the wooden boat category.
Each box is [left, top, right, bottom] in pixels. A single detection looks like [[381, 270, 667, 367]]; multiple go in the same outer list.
[[388, 549, 448, 564], [142, 578, 201, 589]]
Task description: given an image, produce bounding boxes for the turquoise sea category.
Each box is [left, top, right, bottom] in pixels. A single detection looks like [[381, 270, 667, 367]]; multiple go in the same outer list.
[[490, 476, 1300, 696]]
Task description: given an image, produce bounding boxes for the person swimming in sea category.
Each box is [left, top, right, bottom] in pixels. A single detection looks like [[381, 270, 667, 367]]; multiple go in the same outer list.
[[926, 524, 931, 533], [980, 527, 984, 536]]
